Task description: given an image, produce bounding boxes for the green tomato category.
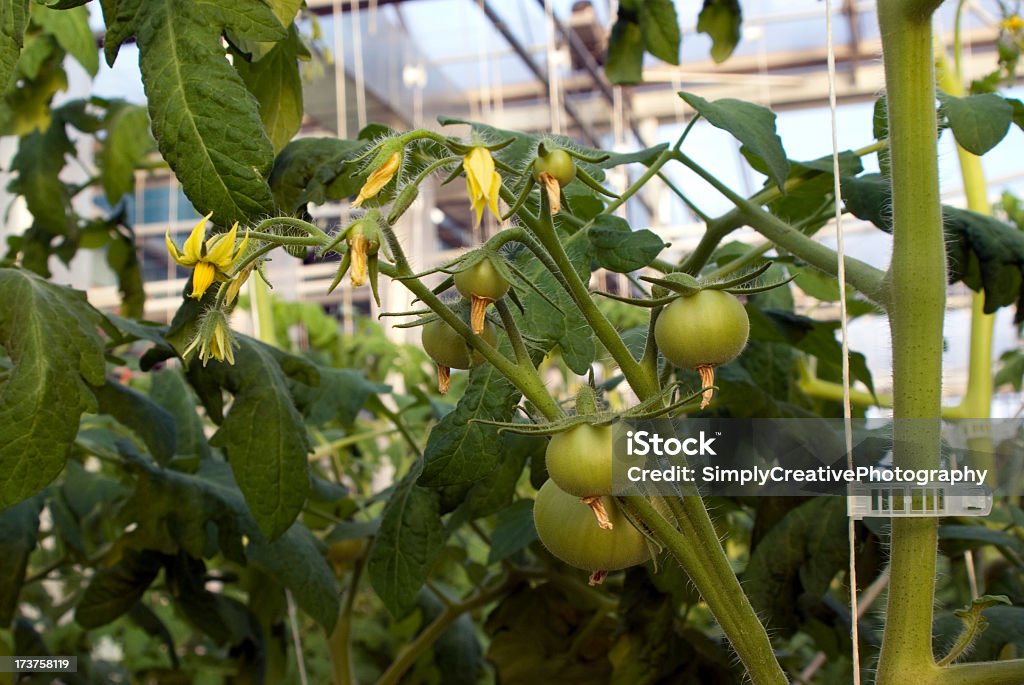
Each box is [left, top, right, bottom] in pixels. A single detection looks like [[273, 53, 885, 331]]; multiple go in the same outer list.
[[533, 480, 650, 572], [654, 289, 749, 369], [533, 148, 576, 187], [420, 317, 495, 370], [545, 423, 613, 497], [454, 257, 510, 302]]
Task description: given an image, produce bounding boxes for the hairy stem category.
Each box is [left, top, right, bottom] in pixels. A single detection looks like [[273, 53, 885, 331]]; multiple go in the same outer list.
[[620, 497, 788, 685], [875, 1, 947, 681]]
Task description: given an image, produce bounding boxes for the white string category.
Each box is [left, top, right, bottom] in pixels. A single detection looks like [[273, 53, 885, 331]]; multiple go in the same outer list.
[[824, 1, 861, 683]]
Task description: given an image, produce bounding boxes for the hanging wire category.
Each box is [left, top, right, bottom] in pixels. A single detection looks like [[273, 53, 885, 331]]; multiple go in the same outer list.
[[825, 0, 862, 683]]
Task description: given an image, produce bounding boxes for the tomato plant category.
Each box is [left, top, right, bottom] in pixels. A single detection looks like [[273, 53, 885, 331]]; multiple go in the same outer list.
[[1, 1, 1024, 684]]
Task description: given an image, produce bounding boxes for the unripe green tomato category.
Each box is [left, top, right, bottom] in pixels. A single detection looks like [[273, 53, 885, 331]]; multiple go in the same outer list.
[[545, 423, 613, 497], [654, 290, 749, 369], [533, 480, 650, 572], [533, 149, 576, 187], [454, 258, 510, 301], [421, 318, 496, 370]]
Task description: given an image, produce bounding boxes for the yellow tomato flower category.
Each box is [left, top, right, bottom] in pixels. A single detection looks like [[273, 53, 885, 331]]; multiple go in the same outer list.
[[1003, 14, 1024, 31], [166, 213, 249, 300], [464, 147, 502, 226], [353, 151, 402, 207]]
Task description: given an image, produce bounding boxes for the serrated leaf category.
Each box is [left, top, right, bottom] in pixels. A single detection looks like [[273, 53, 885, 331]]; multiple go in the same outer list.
[[31, 3, 97, 75], [94, 379, 177, 465], [0, 0, 30, 90], [587, 214, 664, 273], [680, 91, 790, 190], [0, 269, 107, 508], [193, 0, 286, 42], [269, 137, 368, 214], [639, 0, 679, 65], [0, 495, 42, 624], [201, 336, 312, 540], [605, 13, 644, 85], [744, 497, 848, 635], [234, 24, 304, 154], [418, 363, 522, 487], [75, 549, 163, 628], [127, 459, 339, 630], [98, 104, 153, 203], [99, 0, 142, 66], [136, 0, 276, 225], [697, 0, 742, 63], [367, 460, 448, 618], [487, 500, 536, 565], [938, 92, 1013, 156]]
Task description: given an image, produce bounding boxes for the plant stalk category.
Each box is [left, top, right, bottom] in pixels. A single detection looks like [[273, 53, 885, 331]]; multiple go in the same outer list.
[[875, 2, 947, 681]]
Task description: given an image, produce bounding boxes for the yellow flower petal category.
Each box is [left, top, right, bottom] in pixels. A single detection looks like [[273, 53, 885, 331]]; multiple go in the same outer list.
[[486, 171, 501, 218], [190, 262, 217, 299], [165, 230, 192, 266], [354, 151, 401, 207], [205, 222, 238, 268], [183, 213, 212, 261]]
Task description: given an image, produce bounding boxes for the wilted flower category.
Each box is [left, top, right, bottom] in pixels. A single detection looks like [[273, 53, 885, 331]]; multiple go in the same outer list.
[[166, 213, 248, 300], [353, 150, 402, 207], [463, 147, 502, 226]]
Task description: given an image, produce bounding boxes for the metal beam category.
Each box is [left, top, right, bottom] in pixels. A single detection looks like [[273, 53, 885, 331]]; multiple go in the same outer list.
[[477, 0, 602, 147]]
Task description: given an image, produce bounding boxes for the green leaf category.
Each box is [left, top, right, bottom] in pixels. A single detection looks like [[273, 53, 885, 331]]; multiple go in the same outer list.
[[0, 268, 107, 508], [99, 0, 142, 66], [938, 92, 1013, 156], [487, 500, 536, 565], [234, 24, 304, 154], [1008, 97, 1024, 133], [0, 0, 30, 90], [367, 460, 448, 618], [193, 0, 286, 42], [418, 363, 522, 487], [136, 0, 276, 225], [201, 336, 313, 540], [605, 13, 644, 85], [149, 368, 212, 461], [639, 0, 679, 65], [600, 142, 669, 168], [126, 459, 340, 630], [744, 497, 848, 636], [939, 524, 1024, 558], [269, 137, 368, 214], [94, 380, 177, 465], [31, 3, 98, 75], [587, 214, 665, 273], [456, 433, 544, 522], [97, 104, 154, 203], [8, 118, 74, 236], [264, 0, 301, 26], [75, 549, 164, 628], [697, 0, 742, 63], [0, 495, 42, 625], [679, 92, 790, 190], [293, 367, 388, 427], [105, 226, 146, 318]]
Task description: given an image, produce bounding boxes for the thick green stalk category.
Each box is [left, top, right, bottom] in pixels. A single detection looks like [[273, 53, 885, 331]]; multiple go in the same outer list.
[[937, 660, 1024, 685], [673, 151, 889, 306], [620, 497, 787, 685], [875, 2, 947, 681]]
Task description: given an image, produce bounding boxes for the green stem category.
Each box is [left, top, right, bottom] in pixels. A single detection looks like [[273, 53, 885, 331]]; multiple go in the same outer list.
[[937, 660, 1024, 685], [254, 216, 331, 242], [528, 201, 660, 399], [494, 298, 532, 367], [875, 2, 947, 681], [620, 497, 787, 685], [247, 231, 323, 246], [328, 558, 364, 685], [377, 241, 562, 421], [374, 577, 516, 685], [603, 147, 675, 215], [673, 151, 889, 306]]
